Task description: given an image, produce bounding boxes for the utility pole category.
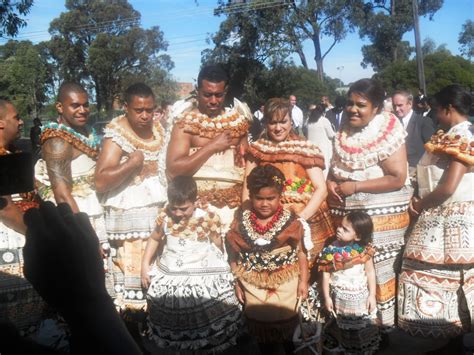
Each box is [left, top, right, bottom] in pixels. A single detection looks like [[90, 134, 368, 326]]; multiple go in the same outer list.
[[412, 0, 426, 95]]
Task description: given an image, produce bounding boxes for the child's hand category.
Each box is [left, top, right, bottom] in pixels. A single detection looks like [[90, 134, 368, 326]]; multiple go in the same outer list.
[[297, 280, 308, 300], [366, 295, 377, 313], [324, 298, 334, 313], [141, 266, 151, 289], [409, 197, 422, 218], [235, 281, 245, 304]]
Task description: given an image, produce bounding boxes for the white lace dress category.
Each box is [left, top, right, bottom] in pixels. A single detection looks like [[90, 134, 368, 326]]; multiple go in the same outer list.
[[100, 117, 167, 240]]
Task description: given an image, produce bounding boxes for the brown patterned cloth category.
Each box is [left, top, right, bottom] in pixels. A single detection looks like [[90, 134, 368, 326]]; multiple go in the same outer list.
[[226, 209, 305, 343], [246, 134, 335, 265]]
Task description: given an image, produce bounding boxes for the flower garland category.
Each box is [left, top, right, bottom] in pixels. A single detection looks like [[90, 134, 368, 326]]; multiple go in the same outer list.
[[251, 138, 322, 157], [40, 122, 100, 159], [320, 242, 366, 262], [318, 242, 376, 272], [155, 207, 222, 243], [285, 177, 313, 194], [333, 112, 405, 170], [242, 208, 292, 246], [105, 116, 165, 153], [425, 122, 474, 165], [247, 137, 325, 171], [175, 110, 249, 139], [279, 177, 314, 204]]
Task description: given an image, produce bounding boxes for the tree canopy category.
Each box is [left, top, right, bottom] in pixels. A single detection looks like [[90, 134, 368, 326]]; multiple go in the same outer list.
[[46, 0, 174, 116], [0, 40, 50, 119], [0, 0, 33, 37], [211, 0, 366, 81], [458, 19, 474, 61], [374, 49, 474, 95], [357, 0, 443, 71]]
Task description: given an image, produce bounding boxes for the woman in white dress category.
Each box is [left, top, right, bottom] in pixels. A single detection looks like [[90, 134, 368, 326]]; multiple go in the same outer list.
[[306, 105, 335, 177]]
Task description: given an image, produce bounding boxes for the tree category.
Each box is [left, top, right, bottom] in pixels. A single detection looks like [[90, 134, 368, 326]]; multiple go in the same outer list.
[[0, 0, 33, 37], [357, 0, 443, 71], [47, 0, 174, 116], [255, 65, 337, 110], [374, 50, 474, 95], [213, 0, 366, 81], [458, 19, 474, 61], [0, 40, 50, 120], [422, 37, 449, 56]]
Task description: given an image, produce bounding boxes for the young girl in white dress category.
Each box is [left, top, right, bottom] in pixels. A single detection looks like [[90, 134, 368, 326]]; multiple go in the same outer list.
[[320, 211, 380, 354], [141, 176, 243, 353]]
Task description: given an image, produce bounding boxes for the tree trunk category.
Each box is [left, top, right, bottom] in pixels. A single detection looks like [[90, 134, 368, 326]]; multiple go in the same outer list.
[[105, 96, 114, 119], [296, 46, 308, 69], [93, 75, 102, 117], [312, 32, 324, 82]]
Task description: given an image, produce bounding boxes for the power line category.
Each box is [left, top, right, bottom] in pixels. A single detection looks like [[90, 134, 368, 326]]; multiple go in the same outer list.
[[0, 0, 289, 55], [1, 0, 288, 41]]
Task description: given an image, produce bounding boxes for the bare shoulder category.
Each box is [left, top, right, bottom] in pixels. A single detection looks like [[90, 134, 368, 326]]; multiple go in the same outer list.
[[42, 137, 73, 187], [96, 137, 125, 167], [167, 124, 192, 153], [42, 137, 73, 161]]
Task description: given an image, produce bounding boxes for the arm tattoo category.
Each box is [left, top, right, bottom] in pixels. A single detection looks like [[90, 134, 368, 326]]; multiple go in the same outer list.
[[42, 138, 74, 189]]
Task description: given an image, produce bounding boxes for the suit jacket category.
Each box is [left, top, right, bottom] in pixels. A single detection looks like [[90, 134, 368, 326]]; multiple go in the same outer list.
[[405, 112, 436, 167], [326, 109, 345, 131]]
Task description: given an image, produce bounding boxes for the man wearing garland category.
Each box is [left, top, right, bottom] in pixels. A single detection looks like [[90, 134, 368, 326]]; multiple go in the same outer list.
[[35, 82, 107, 247], [166, 64, 252, 229], [95, 83, 167, 312]]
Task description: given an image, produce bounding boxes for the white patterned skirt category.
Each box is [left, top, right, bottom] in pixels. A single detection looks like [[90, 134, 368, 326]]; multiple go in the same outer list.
[[146, 263, 243, 353], [398, 201, 474, 337]]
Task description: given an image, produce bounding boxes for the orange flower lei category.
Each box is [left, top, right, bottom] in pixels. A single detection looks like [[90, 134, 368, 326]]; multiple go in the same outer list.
[[175, 110, 249, 139], [155, 208, 222, 242], [425, 127, 474, 165], [251, 138, 322, 157]]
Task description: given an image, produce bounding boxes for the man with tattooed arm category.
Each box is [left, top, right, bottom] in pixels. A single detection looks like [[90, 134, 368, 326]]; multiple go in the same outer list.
[[35, 82, 107, 248]]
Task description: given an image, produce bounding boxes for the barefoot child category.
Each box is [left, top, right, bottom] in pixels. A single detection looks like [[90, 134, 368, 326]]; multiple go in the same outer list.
[[226, 165, 312, 352], [319, 211, 380, 354], [141, 176, 242, 353]]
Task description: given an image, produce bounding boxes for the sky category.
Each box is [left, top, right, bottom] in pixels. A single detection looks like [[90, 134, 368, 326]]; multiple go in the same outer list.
[[2, 0, 472, 85]]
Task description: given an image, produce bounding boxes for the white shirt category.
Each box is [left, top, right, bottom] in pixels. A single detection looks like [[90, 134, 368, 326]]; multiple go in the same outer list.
[[335, 111, 343, 128], [254, 110, 264, 121], [291, 105, 304, 128], [400, 110, 414, 130]]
